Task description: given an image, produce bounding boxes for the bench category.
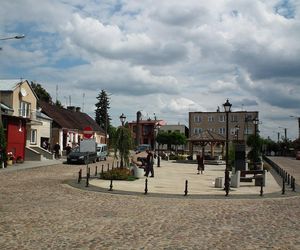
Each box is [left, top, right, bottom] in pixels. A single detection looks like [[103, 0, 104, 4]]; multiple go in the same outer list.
[[240, 170, 265, 184]]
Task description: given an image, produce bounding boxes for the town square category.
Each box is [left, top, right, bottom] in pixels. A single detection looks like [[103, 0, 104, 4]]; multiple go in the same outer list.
[[1, 0, 300, 249]]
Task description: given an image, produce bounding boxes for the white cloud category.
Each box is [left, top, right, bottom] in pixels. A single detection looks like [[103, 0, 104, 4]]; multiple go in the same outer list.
[[1, 0, 300, 140]]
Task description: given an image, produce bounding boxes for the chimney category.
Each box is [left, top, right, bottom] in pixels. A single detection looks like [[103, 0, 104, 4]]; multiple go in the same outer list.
[[67, 106, 76, 112], [76, 107, 81, 112]]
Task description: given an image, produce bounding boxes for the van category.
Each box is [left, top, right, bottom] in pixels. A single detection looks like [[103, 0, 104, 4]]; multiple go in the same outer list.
[[96, 144, 108, 161]]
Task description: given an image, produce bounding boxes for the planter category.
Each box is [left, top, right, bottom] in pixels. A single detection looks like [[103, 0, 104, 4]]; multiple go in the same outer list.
[[7, 160, 13, 166]]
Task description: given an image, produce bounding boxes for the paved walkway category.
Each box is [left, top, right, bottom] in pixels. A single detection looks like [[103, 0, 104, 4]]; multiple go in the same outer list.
[[89, 161, 282, 197], [1, 158, 300, 249]]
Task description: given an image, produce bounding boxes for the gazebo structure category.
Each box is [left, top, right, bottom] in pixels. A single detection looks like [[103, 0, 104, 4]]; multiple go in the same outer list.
[[188, 130, 226, 158]]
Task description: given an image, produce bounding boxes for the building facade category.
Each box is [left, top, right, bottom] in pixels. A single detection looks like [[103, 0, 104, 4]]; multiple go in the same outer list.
[[159, 124, 189, 151], [128, 119, 166, 149], [189, 111, 259, 142], [0, 79, 47, 162]]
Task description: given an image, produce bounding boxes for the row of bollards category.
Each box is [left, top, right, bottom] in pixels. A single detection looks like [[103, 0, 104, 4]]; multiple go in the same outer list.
[[77, 161, 295, 197], [77, 169, 267, 197], [264, 157, 296, 195]]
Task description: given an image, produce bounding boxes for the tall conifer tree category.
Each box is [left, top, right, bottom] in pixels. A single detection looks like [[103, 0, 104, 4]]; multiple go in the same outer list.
[[95, 90, 111, 135]]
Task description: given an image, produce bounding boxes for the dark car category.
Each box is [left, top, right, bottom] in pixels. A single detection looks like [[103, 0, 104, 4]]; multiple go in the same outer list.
[[67, 147, 96, 164]]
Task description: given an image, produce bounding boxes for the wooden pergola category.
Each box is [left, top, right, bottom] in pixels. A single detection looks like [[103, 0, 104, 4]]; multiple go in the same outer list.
[[188, 130, 226, 157]]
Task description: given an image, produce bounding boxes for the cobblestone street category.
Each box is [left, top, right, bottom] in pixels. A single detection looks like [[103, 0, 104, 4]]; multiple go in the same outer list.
[[1, 163, 300, 249]]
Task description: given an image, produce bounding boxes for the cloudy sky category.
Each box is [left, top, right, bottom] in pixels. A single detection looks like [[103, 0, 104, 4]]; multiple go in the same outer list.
[[1, 0, 300, 140]]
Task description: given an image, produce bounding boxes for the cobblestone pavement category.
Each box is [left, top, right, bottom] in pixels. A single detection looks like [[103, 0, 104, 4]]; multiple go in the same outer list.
[[1, 162, 300, 249]]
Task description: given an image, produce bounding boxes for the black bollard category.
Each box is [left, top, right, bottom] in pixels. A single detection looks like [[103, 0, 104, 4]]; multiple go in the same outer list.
[[287, 174, 290, 185], [117, 161, 119, 168], [292, 177, 296, 192], [184, 180, 188, 196], [260, 180, 263, 197], [101, 165, 104, 174], [109, 179, 113, 191], [225, 171, 230, 196], [112, 162, 114, 169], [144, 178, 148, 195], [107, 163, 110, 172], [78, 169, 82, 183], [282, 177, 285, 195], [86, 170, 90, 187], [95, 166, 98, 177]]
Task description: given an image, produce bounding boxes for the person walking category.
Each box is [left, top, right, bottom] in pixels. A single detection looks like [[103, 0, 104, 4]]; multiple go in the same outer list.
[[65, 144, 72, 156], [144, 150, 154, 177], [197, 152, 204, 174]]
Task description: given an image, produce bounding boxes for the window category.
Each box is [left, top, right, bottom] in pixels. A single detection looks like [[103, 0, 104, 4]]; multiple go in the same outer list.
[[194, 116, 202, 123], [30, 129, 37, 144], [208, 116, 214, 122], [245, 115, 252, 122], [194, 128, 202, 134], [231, 115, 238, 122], [244, 128, 253, 135], [19, 101, 31, 118], [219, 128, 225, 134], [219, 115, 225, 122]]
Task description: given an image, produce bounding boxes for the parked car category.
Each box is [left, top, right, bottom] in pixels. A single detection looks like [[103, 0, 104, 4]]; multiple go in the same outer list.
[[135, 144, 151, 153], [296, 151, 300, 160], [67, 139, 97, 164], [96, 143, 108, 161]]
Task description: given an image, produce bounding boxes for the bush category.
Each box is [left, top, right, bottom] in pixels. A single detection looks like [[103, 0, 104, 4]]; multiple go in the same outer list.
[[100, 168, 134, 180]]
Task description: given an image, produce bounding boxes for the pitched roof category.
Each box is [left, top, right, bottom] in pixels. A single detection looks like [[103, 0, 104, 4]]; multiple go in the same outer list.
[[0, 79, 39, 100], [38, 101, 104, 133], [188, 130, 225, 142], [0, 79, 21, 90]]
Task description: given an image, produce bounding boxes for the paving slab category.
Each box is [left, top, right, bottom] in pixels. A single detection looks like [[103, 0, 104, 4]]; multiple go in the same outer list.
[[89, 160, 282, 196]]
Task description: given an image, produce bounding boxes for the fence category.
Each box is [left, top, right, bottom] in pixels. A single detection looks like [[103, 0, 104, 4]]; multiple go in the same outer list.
[[263, 156, 296, 194]]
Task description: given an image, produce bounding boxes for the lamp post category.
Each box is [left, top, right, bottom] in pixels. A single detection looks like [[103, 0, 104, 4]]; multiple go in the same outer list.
[[223, 99, 232, 196], [252, 117, 259, 170], [289, 116, 300, 139], [0, 34, 25, 41], [155, 123, 161, 167], [0, 34, 25, 51], [119, 113, 126, 168], [0, 34, 26, 125]]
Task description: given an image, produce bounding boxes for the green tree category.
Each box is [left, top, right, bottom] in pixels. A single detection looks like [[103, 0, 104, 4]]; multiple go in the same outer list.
[[292, 138, 300, 151], [31, 81, 52, 102], [113, 125, 132, 168], [170, 131, 187, 153], [156, 131, 187, 153], [247, 134, 263, 163], [55, 100, 63, 108], [95, 90, 111, 138], [156, 131, 170, 150]]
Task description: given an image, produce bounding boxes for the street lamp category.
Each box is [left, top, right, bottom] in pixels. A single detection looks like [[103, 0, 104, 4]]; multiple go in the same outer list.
[[155, 123, 161, 167], [0, 34, 25, 51], [290, 116, 300, 139], [0, 34, 25, 40], [223, 99, 232, 196], [120, 113, 126, 126], [119, 113, 126, 168], [252, 117, 259, 170]]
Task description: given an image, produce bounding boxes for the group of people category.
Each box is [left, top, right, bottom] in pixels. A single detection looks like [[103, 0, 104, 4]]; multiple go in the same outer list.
[[42, 141, 73, 159], [136, 150, 155, 178], [138, 150, 205, 177]]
